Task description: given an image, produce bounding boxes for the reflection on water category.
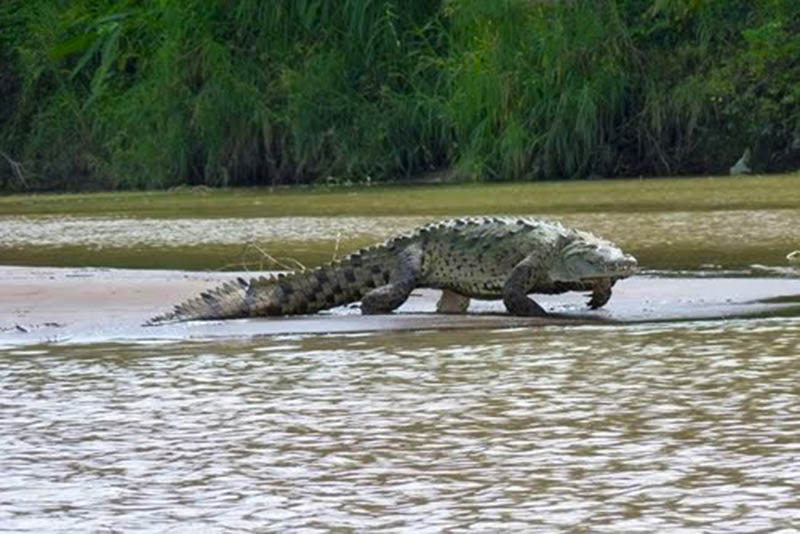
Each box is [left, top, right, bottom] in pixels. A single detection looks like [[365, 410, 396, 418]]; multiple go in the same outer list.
[[2, 318, 800, 531]]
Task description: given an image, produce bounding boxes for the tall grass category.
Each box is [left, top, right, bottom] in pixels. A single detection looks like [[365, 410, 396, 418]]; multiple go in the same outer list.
[[444, 1, 636, 180], [1, 0, 798, 191]]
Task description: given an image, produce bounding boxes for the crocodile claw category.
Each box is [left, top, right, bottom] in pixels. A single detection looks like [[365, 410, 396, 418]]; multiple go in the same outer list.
[[586, 293, 606, 309], [586, 279, 613, 309]]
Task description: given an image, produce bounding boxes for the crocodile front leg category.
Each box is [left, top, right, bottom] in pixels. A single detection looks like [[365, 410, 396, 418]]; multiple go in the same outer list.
[[587, 278, 615, 309], [502, 261, 547, 317]]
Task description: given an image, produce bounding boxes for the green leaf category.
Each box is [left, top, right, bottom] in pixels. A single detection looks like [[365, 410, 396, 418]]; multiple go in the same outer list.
[[48, 32, 97, 61], [69, 34, 102, 80]]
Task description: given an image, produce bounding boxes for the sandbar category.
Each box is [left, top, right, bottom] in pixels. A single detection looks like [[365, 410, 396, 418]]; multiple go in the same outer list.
[[1, 266, 799, 345]]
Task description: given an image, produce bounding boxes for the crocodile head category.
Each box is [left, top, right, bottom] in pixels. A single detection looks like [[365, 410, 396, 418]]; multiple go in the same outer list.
[[788, 250, 800, 264], [551, 234, 638, 282]]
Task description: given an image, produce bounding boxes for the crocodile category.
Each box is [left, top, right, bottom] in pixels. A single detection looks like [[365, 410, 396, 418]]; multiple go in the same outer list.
[[149, 217, 638, 323]]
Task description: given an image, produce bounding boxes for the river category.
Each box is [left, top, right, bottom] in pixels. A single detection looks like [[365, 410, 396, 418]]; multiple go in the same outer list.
[[2, 180, 800, 530], [2, 319, 800, 531]]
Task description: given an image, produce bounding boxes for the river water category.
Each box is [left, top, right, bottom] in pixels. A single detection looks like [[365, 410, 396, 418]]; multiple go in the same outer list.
[[2, 206, 800, 530], [3, 319, 800, 532], [2, 209, 800, 269], [2, 210, 799, 250]]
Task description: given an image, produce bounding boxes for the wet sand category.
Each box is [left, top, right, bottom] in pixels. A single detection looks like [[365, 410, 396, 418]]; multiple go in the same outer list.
[[1, 266, 800, 345]]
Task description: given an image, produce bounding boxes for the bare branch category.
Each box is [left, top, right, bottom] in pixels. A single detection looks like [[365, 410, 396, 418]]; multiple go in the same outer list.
[[0, 150, 28, 187]]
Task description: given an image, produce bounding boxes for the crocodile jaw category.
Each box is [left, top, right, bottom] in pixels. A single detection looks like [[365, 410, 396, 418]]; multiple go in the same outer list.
[[553, 239, 638, 282], [579, 254, 639, 280]]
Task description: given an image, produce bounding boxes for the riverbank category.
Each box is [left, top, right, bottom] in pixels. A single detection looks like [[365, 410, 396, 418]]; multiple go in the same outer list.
[[2, 175, 800, 271], [3, 174, 800, 218], [2, 266, 800, 346]]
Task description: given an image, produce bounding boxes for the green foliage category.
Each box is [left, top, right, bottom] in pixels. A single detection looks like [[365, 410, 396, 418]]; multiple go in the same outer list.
[[1, 0, 799, 191], [443, 0, 635, 180]]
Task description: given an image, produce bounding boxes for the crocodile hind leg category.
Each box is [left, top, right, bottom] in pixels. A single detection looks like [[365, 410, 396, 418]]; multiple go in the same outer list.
[[361, 245, 422, 314], [436, 289, 470, 313], [361, 281, 415, 314]]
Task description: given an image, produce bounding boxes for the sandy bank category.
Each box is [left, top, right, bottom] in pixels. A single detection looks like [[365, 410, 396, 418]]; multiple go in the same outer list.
[[1, 266, 799, 346]]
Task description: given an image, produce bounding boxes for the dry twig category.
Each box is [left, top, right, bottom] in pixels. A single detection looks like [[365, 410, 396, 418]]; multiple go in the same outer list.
[[0, 150, 28, 187]]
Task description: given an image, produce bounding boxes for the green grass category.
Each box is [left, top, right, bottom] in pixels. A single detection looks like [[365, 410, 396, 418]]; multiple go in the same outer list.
[[3, 174, 800, 218]]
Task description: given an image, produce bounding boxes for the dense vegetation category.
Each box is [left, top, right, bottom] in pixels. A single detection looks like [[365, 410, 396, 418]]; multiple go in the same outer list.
[[1, 0, 799, 191]]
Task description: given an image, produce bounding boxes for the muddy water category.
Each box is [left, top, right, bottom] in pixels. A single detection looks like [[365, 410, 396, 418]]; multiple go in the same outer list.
[[2, 209, 799, 269], [3, 200, 800, 530], [2, 320, 800, 531], [3, 210, 800, 250]]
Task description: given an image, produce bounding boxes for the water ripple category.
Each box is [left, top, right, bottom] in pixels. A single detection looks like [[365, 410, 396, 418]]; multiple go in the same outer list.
[[2, 319, 800, 531]]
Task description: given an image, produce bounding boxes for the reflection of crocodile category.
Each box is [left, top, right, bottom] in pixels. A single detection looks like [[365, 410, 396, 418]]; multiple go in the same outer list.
[[150, 217, 638, 323]]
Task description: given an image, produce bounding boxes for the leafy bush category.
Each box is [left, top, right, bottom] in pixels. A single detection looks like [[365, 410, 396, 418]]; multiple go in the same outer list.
[[1, 0, 798, 191]]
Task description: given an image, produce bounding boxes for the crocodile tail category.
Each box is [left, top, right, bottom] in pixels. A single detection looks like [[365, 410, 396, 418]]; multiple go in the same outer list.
[[147, 245, 397, 324], [146, 277, 251, 324]]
